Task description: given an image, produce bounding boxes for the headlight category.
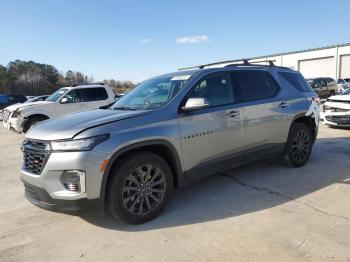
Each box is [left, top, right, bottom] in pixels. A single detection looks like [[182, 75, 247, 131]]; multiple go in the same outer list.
[[51, 134, 109, 152]]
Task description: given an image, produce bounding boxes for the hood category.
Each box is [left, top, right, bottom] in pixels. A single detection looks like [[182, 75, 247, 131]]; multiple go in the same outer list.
[[5, 101, 51, 112], [327, 95, 350, 102], [26, 109, 149, 140]]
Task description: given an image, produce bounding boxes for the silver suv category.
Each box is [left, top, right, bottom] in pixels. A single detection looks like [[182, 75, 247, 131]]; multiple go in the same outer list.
[[20, 61, 320, 224]]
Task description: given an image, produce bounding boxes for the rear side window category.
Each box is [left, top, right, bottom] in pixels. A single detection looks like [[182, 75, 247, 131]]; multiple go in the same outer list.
[[78, 88, 108, 102], [279, 72, 312, 92], [231, 70, 279, 102]]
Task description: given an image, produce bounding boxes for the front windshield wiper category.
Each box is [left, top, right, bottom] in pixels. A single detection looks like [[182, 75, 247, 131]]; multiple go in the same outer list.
[[112, 106, 136, 111]]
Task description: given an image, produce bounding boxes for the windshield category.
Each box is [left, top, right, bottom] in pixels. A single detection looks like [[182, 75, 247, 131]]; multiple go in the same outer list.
[[111, 74, 191, 110], [46, 88, 68, 102]]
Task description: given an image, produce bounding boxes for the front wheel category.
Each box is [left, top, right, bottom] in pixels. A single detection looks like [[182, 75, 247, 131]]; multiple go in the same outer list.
[[107, 152, 172, 224], [282, 123, 313, 167]]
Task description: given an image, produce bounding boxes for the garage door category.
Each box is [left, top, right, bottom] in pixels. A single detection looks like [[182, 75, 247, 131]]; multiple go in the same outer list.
[[298, 57, 334, 78], [340, 55, 350, 78]]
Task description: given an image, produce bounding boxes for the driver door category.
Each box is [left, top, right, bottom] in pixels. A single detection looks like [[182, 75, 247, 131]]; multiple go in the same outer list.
[[179, 72, 245, 182]]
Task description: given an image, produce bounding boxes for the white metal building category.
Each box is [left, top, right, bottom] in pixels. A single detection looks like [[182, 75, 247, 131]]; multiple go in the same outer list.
[[206, 43, 350, 80]]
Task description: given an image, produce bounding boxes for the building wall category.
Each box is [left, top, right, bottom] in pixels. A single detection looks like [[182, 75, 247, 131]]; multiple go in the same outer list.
[[264, 44, 350, 79], [205, 44, 350, 80]]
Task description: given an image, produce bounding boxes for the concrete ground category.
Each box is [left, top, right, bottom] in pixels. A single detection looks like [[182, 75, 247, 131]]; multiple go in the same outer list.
[[0, 124, 349, 262]]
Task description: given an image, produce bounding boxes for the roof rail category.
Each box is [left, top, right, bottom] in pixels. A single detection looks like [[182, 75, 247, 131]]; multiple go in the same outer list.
[[71, 82, 105, 87], [225, 59, 276, 67], [179, 58, 276, 70]]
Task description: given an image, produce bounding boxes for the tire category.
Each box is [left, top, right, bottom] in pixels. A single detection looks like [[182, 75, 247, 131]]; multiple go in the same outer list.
[[23, 116, 48, 133], [107, 152, 172, 224], [282, 122, 313, 167], [330, 90, 336, 96]]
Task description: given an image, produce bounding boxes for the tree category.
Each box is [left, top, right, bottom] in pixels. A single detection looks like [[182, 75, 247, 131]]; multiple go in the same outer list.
[[0, 59, 136, 95]]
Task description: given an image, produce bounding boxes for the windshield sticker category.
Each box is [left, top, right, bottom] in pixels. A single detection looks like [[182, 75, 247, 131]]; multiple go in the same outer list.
[[305, 99, 320, 126], [171, 75, 191, 81]]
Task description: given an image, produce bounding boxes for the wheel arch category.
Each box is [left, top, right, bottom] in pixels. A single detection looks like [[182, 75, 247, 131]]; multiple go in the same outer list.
[[24, 113, 50, 120], [290, 113, 317, 143], [100, 139, 184, 200]]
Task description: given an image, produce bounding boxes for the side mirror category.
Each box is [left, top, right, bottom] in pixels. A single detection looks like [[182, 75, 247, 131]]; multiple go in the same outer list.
[[181, 98, 209, 112], [60, 97, 68, 104]]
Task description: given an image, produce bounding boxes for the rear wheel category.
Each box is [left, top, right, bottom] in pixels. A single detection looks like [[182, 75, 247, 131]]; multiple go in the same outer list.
[[23, 116, 48, 133], [107, 152, 172, 224], [282, 123, 313, 167]]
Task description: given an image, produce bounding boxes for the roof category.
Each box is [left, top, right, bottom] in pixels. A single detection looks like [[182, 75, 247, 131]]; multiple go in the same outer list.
[[62, 84, 108, 90]]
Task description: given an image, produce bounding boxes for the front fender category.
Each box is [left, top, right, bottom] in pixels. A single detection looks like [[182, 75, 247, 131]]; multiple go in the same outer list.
[[99, 139, 184, 200], [21, 109, 53, 119]]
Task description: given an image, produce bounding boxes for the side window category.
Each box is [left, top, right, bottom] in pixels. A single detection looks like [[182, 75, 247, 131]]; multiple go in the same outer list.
[[188, 72, 234, 107], [75, 88, 109, 102], [231, 70, 279, 102], [313, 79, 321, 88], [63, 89, 81, 103], [92, 88, 108, 101], [320, 79, 327, 87]]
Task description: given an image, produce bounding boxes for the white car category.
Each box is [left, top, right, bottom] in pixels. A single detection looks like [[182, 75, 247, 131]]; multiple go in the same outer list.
[[2, 84, 116, 133], [321, 89, 350, 127]]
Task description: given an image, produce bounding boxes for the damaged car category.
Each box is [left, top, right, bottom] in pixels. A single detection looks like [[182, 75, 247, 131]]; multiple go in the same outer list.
[[321, 89, 350, 127]]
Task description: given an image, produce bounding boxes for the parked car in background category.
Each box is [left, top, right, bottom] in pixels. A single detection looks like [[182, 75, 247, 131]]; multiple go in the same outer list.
[[307, 77, 338, 98], [20, 62, 320, 224], [26, 95, 49, 103], [321, 91, 350, 127], [0, 94, 27, 120], [337, 78, 350, 93], [2, 83, 115, 133]]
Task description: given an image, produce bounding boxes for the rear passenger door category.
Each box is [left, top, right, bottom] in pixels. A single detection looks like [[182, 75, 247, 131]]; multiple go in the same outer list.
[[179, 72, 244, 181], [230, 70, 284, 158]]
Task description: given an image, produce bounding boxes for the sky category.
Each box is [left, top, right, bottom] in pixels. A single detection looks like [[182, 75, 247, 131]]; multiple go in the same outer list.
[[0, 0, 350, 82]]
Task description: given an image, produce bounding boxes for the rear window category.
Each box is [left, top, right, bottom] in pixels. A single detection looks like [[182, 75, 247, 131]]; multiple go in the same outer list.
[[278, 72, 312, 92]]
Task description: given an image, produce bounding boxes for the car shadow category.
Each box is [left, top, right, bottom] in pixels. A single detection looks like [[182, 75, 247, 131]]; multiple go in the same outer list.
[[81, 136, 350, 231]]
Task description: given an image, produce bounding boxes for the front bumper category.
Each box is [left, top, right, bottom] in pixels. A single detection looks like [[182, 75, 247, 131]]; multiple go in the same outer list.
[[21, 149, 110, 213], [3, 115, 25, 133], [23, 181, 103, 213], [320, 111, 350, 127]]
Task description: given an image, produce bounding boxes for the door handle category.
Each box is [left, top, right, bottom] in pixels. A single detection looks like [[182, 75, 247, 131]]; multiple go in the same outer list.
[[227, 110, 240, 118], [279, 102, 289, 108]]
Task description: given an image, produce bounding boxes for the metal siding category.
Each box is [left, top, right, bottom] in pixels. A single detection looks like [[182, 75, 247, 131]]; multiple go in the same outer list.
[[298, 57, 334, 78], [340, 55, 350, 78]]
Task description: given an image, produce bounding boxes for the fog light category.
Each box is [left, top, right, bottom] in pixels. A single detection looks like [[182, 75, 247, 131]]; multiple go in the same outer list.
[[60, 170, 86, 193]]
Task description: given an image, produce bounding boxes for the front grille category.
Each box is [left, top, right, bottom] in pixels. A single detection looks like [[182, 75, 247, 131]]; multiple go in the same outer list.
[[22, 140, 50, 175], [325, 115, 350, 124]]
